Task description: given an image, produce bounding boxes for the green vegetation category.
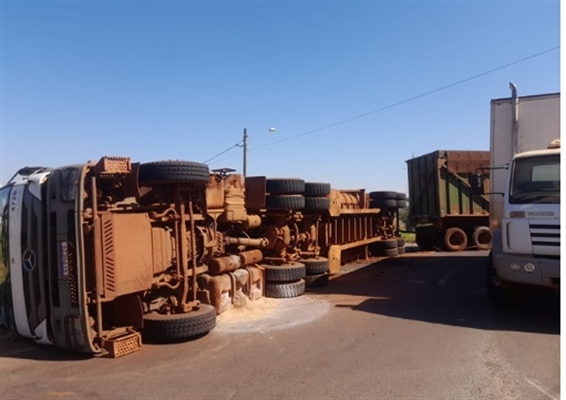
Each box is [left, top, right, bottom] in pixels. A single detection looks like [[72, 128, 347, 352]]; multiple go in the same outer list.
[[399, 231, 416, 243]]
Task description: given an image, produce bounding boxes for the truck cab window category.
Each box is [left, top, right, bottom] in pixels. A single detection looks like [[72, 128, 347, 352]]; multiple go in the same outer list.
[[510, 155, 560, 204]]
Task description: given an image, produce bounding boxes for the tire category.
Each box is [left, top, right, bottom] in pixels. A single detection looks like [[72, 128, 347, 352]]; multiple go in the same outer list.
[[371, 247, 399, 257], [397, 200, 408, 209], [369, 199, 398, 209], [304, 273, 329, 288], [396, 192, 407, 200], [444, 227, 468, 252], [304, 197, 330, 210], [302, 258, 330, 275], [265, 280, 306, 298], [304, 182, 331, 197], [369, 191, 397, 200], [142, 304, 217, 341], [265, 178, 305, 194], [262, 262, 306, 282], [139, 161, 210, 186], [371, 239, 398, 249], [265, 194, 305, 210], [397, 237, 406, 254], [472, 226, 492, 250]]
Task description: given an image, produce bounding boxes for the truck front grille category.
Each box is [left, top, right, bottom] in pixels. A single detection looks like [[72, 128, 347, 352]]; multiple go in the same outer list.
[[530, 223, 560, 257]]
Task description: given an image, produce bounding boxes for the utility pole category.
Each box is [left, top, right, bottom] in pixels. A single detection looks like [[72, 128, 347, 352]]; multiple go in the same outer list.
[[243, 128, 248, 177]]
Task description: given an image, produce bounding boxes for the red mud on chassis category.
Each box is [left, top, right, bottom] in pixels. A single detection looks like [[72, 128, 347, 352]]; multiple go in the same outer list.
[[48, 158, 215, 357], [1, 157, 267, 358], [80, 158, 266, 357], [1, 157, 404, 358]]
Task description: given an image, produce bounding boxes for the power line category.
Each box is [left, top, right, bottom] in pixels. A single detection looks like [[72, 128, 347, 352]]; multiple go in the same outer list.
[[203, 142, 242, 163], [208, 45, 559, 165]]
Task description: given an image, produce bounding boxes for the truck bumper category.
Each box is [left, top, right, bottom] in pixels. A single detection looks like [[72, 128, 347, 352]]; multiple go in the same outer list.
[[494, 252, 560, 288]]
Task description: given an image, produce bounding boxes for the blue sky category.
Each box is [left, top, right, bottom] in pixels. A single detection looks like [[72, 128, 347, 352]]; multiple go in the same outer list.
[[0, 0, 560, 193]]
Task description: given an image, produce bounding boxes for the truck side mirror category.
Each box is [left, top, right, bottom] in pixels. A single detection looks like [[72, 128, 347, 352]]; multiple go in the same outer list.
[[470, 173, 484, 195]]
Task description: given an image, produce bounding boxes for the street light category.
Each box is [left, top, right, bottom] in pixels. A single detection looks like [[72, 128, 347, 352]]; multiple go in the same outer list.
[[242, 127, 276, 177]]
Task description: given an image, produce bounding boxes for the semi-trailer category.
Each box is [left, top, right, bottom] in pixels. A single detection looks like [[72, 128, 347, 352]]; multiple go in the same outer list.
[[406, 150, 491, 251]]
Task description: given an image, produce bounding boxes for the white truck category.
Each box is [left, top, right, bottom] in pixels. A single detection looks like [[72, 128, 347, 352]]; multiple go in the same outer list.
[[474, 85, 560, 305]]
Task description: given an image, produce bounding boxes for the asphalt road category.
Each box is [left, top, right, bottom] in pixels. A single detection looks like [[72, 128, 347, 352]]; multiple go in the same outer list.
[[0, 249, 560, 399]]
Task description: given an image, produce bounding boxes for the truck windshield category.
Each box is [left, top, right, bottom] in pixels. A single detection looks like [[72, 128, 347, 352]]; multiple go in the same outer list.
[[509, 154, 560, 204]]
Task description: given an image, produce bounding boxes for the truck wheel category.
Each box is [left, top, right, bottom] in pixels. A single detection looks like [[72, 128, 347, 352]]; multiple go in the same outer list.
[[371, 247, 399, 257], [304, 197, 330, 210], [142, 304, 217, 341], [304, 182, 331, 197], [302, 258, 330, 274], [371, 239, 398, 249], [444, 227, 467, 251], [265, 194, 305, 210], [396, 192, 407, 200], [139, 161, 210, 186], [397, 200, 407, 209], [397, 238, 406, 254], [369, 199, 398, 209], [265, 280, 306, 298], [265, 178, 305, 194], [369, 191, 397, 200], [262, 262, 306, 282], [472, 226, 492, 250]]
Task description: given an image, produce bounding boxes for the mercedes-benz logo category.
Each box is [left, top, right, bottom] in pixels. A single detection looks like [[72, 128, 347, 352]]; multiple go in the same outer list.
[[22, 249, 36, 272]]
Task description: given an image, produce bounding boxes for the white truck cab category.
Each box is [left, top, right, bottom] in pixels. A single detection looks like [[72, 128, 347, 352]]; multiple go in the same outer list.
[[480, 87, 560, 305], [490, 144, 560, 292]]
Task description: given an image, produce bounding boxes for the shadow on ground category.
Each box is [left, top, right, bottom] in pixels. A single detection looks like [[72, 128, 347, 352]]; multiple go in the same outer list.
[[308, 251, 560, 335]]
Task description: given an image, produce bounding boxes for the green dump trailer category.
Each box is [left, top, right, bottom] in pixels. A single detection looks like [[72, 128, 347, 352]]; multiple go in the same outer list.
[[406, 150, 491, 251]]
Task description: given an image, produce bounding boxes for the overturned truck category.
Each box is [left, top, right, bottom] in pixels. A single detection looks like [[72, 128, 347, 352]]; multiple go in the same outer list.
[[0, 157, 404, 357]]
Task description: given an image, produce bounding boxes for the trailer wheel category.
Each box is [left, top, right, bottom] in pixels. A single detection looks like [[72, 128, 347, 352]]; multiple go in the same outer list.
[[262, 262, 306, 283], [142, 304, 217, 341], [397, 238, 406, 254], [302, 258, 330, 275], [139, 161, 210, 186], [304, 197, 330, 210], [444, 227, 468, 252], [304, 182, 331, 197], [472, 226, 492, 250], [371, 239, 398, 249], [265, 194, 305, 210], [371, 247, 399, 258], [265, 280, 306, 298], [369, 199, 398, 209], [304, 273, 329, 288], [265, 178, 305, 194], [369, 191, 397, 200]]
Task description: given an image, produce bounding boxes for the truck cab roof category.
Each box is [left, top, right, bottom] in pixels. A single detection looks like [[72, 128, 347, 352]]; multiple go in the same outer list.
[[513, 147, 560, 160]]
